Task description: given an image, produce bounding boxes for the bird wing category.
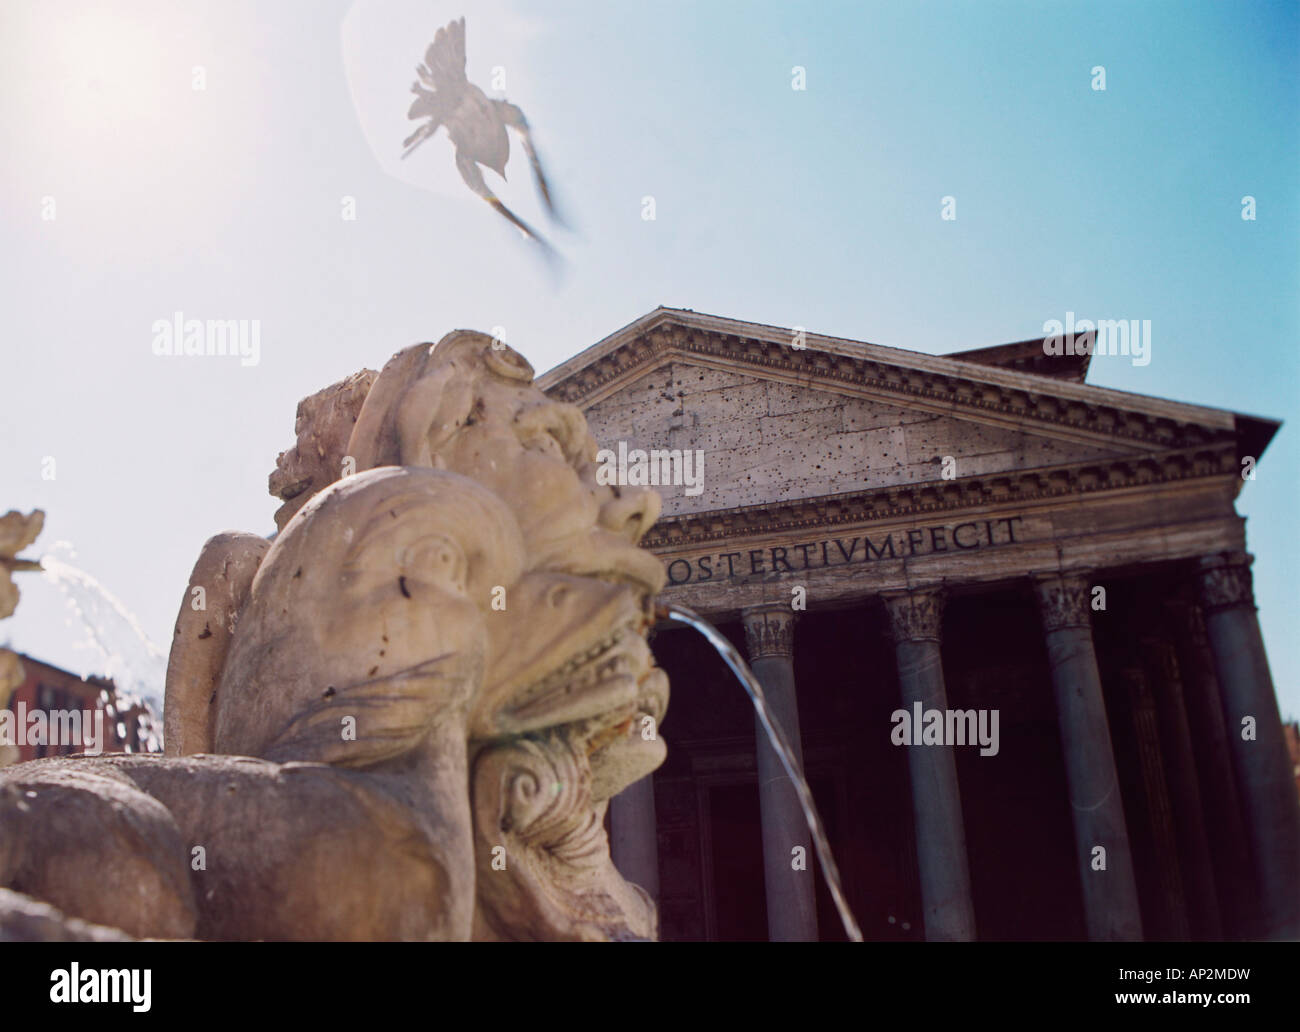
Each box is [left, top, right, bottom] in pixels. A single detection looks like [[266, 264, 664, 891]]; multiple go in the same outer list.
[[421, 16, 467, 93], [407, 82, 443, 120], [402, 17, 466, 156], [402, 86, 448, 155]]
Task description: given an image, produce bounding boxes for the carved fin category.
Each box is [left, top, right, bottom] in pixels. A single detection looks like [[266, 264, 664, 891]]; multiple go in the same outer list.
[[163, 532, 270, 756]]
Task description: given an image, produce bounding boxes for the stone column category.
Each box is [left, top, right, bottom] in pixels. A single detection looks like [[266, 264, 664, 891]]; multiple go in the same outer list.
[[1120, 664, 1189, 939], [1196, 551, 1300, 940], [1033, 572, 1142, 941], [1141, 635, 1222, 940], [610, 775, 660, 903], [741, 603, 818, 942], [882, 587, 976, 941], [1164, 597, 1255, 938]]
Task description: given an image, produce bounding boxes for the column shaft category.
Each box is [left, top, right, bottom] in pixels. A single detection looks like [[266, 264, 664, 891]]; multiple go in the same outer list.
[[1142, 636, 1222, 939], [1034, 572, 1142, 941], [742, 604, 818, 942], [610, 774, 660, 903], [1165, 597, 1255, 938], [883, 588, 976, 941], [1122, 665, 1189, 939], [1198, 553, 1300, 940]]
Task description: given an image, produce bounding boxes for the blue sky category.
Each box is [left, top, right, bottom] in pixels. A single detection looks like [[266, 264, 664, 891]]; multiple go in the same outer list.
[[2, 0, 1297, 717]]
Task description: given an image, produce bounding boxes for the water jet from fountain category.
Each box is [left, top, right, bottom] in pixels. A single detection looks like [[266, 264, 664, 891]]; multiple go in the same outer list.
[[656, 602, 864, 942]]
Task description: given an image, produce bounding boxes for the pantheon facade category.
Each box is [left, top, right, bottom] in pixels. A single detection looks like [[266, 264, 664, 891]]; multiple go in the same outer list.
[[539, 307, 1299, 942]]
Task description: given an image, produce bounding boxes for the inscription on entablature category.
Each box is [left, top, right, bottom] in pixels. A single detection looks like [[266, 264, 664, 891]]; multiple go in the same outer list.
[[659, 515, 1027, 586]]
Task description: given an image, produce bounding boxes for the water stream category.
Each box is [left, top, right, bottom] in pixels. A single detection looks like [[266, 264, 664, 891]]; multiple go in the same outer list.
[[658, 602, 864, 942], [35, 546, 165, 751]]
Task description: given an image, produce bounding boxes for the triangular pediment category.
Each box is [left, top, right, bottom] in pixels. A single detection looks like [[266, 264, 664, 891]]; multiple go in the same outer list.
[[575, 362, 1150, 516], [539, 308, 1276, 523]]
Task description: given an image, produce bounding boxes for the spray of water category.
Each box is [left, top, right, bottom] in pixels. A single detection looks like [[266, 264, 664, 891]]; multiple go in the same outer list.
[[36, 543, 165, 751], [657, 602, 864, 942]]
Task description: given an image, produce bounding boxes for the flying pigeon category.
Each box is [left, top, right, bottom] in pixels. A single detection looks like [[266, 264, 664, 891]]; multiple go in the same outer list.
[[402, 17, 561, 251]]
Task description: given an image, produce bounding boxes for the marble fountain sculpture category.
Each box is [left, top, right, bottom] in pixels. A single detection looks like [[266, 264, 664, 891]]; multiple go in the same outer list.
[[0, 332, 672, 941]]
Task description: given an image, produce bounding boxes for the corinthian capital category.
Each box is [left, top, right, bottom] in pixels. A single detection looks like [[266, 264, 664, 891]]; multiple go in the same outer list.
[[1196, 551, 1256, 614], [741, 604, 796, 660], [1032, 571, 1093, 633], [882, 587, 945, 643]]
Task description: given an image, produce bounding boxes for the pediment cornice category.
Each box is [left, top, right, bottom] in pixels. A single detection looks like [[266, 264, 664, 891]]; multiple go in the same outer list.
[[540, 309, 1248, 453]]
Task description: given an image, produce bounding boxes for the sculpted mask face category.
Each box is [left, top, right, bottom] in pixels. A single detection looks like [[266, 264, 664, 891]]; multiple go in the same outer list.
[[186, 330, 674, 941], [214, 466, 527, 768], [345, 332, 669, 798], [339, 332, 670, 940], [348, 333, 664, 592]]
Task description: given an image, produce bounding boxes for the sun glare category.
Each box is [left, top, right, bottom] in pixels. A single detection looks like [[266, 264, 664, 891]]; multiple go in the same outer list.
[[47, 8, 169, 142]]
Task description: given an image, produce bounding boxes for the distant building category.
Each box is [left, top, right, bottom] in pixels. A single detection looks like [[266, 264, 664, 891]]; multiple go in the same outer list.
[[2, 654, 155, 762], [1285, 722, 1300, 802]]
